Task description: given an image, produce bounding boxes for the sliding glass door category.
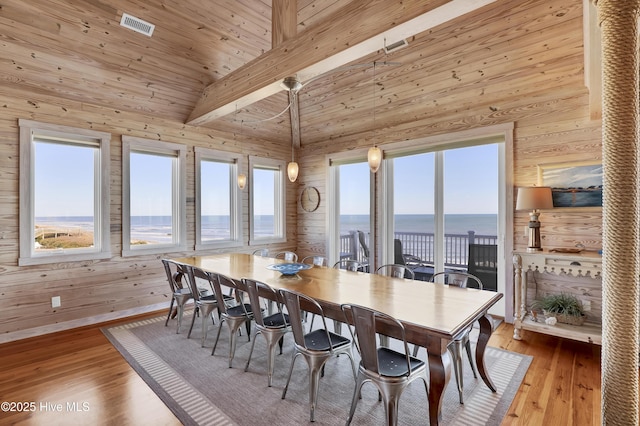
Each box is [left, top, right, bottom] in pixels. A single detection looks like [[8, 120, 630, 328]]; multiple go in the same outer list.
[[327, 156, 373, 270], [383, 140, 505, 319]]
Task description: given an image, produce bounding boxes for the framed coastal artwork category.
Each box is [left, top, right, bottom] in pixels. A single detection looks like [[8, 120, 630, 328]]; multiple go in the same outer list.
[[537, 160, 603, 210]]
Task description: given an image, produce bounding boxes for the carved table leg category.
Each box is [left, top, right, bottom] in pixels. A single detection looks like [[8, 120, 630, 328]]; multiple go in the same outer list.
[[426, 335, 452, 425], [476, 313, 497, 392]]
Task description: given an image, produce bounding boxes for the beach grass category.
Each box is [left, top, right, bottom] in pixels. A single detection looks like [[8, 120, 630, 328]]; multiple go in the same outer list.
[[35, 225, 94, 249]]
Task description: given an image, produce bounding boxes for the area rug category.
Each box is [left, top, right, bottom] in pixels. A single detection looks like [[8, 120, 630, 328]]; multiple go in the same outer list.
[[102, 315, 531, 426]]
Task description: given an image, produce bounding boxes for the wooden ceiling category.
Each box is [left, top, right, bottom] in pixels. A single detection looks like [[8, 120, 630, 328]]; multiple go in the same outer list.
[[0, 0, 584, 146]]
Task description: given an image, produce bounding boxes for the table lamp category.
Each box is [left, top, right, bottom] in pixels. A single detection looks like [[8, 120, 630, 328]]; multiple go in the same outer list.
[[516, 186, 554, 252]]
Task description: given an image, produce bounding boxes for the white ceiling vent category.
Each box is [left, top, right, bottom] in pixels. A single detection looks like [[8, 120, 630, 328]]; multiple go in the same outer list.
[[120, 13, 155, 37], [383, 39, 409, 54]]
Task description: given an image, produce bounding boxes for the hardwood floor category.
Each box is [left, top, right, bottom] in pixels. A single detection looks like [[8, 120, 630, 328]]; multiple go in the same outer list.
[[0, 312, 601, 425]]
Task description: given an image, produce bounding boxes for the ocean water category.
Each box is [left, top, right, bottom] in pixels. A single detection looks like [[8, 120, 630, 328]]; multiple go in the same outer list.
[[36, 214, 497, 245], [341, 214, 497, 236]]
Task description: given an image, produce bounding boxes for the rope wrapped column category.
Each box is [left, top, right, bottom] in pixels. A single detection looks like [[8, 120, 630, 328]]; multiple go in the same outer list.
[[595, 0, 640, 424]]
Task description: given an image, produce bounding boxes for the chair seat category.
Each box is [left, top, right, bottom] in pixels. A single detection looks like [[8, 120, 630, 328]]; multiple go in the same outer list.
[[174, 288, 191, 296], [263, 312, 290, 328], [304, 329, 350, 351], [377, 347, 425, 377], [199, 293, 235, 303], [226, 303, 253, 318], [199, 294, 217, 302]]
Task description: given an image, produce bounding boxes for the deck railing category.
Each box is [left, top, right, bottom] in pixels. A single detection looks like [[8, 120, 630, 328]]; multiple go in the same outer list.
[[339, 230, 498, 268]]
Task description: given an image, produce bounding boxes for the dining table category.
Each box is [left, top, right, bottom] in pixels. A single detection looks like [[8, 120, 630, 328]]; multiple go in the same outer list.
[[173, 253, 503, 425]]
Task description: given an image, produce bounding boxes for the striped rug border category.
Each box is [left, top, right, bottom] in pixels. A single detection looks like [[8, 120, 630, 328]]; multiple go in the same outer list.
[[104, 316, 531, 426], [104, 316, 236, 426]]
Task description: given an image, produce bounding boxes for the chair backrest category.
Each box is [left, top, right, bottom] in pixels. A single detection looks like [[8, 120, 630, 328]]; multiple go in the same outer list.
[[278, 288, 330, 350], [393, 239, 406, 265], [184, 264, 215, 303], [275, 251, 298, 262], [376, 264, 415, 280], [333, 259, 363, 272], [161, 259, 190, 293], [243, 278, 282, 328], [429, 271, 483, 290], [357, 231, 370, 259], [213, 273, 245, 314], [341, 303, 413, 376], [467, 244, 498, 292], [301, 255, 328, 267], [252, 248, 270, 257]]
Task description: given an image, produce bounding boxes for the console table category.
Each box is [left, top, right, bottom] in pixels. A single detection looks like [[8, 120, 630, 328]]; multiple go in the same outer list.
[[512, 250, 602, 344]]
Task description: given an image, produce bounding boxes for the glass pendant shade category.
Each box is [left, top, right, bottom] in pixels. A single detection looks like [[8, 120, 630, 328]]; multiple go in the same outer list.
[[287, 161, 299, 182], [237, 173, 247, 190], [368, 146, 382, 173]]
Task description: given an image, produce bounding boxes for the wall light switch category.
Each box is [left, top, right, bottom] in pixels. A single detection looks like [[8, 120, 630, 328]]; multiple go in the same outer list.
[[51, 296, 61, 308], [582, 300, 591, 312]]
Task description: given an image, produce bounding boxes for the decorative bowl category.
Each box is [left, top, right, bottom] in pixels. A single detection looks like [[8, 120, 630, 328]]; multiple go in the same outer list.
[[266, 263, 312, 276]]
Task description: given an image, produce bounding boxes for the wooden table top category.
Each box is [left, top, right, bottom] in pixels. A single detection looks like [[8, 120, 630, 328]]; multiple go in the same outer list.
[[174, 253, 503, 340]]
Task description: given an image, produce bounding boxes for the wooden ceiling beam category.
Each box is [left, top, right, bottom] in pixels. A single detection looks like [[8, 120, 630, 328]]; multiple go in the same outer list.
[[272, 0, 301, 148], [186, 0, 497, 126]]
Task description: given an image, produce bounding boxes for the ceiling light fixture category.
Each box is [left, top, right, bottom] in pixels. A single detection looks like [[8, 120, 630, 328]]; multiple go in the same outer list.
[[235, 105, 247, 190], [282, 77, 300, 182], [368, 62, 382, 173]]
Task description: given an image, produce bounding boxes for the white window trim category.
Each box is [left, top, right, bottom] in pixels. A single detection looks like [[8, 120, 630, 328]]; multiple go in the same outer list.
[[379, 122, 514, 319], [195, 147, 243, 250], [18, 119, 112, 266], [249, 155, 286, 245], [326, 148, 374, 267], [122, 136, 187, 257]]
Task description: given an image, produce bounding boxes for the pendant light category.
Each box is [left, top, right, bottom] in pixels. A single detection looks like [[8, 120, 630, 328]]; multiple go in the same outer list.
[[235, 106, 247, 190], [368, 61, 382, 173], [283, 77, 301, 182], [287, 156, 299, 182]]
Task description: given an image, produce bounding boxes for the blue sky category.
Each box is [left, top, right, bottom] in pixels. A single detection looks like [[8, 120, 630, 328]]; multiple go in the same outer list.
[[340, 143, 499, 215], [35, 142, 498, 217]]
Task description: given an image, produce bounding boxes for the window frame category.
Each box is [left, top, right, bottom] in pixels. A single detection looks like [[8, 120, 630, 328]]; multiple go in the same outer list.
[[326, 148, 375, 268], [18, 119, 111, 266], [195, 147, 243, 250], [249, 155, 286, 245], [379, 123, 514, 318], [121, 136, 187, 257]]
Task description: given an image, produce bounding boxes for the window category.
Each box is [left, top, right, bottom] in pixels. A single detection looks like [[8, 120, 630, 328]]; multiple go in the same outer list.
[[379, 123, 514, 317], [195, 148, 243, 249], [249, 156, 286, 244], [122, 136, 186, 256], [327, 150, 375, 268], [18, 119, 111, 265]]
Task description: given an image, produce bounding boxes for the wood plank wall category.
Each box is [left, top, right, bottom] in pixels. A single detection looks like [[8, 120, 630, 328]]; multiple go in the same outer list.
[[0, 89, 298, 341], [0, 0, 604, 340], [294, 0, 603, 316]]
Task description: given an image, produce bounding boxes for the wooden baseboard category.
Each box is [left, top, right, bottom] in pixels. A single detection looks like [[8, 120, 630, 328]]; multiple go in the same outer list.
[[0, 302, 169, 344]]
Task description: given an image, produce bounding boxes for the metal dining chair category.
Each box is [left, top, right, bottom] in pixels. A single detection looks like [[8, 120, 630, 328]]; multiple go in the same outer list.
[[243, 278, 291, 387], [252, 248, 270, 257], [184, 265, 236, 347], [375, 264, 416, 280], [341, 303, 429, 426], [333, 259, 364, 271], [274, 251, 298, 262], [415, 271, 484, 404], [278, 288, 356, 422], [301, 255, 328, 267], [211, 273, 256, 368], [161, 259, 192, 334]]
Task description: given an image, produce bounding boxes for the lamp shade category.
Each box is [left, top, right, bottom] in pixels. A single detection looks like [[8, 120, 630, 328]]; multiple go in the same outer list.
[[237, 173, 247, 190], [368, 146, 382, 173], [287, 161, 299, 182], [516, 186, 553, 210]]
